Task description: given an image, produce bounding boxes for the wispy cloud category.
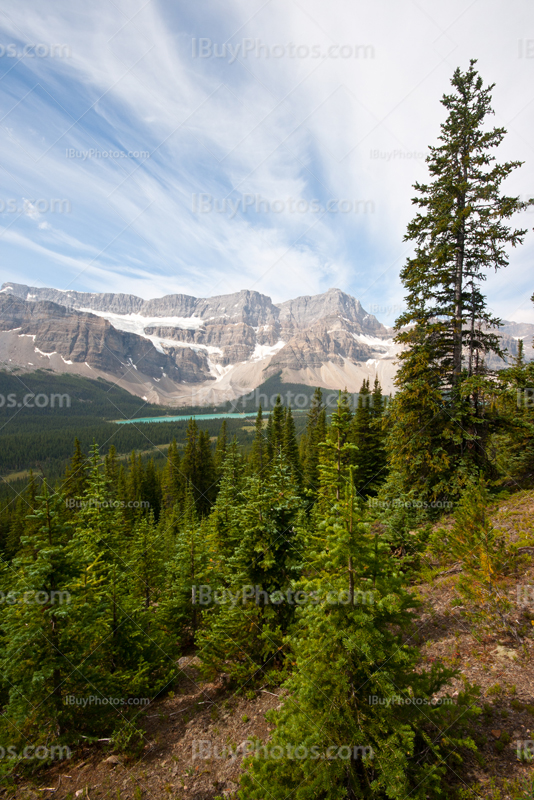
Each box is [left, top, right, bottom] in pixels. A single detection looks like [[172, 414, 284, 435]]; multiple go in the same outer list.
[[0, 0, 533, 321]]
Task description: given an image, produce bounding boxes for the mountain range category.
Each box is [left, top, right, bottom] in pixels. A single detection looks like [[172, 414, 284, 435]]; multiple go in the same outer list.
[[0, 282, 532, 406]]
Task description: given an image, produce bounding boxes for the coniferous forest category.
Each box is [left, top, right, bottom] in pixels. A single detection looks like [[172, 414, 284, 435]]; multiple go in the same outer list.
[[2, 61, 534, 799]]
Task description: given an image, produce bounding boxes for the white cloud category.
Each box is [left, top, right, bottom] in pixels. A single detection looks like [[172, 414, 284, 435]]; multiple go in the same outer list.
[[0, 0, 532, 323]]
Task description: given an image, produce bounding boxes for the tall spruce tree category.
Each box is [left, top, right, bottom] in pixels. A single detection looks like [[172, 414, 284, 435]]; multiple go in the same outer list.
[[493, 296, 534, 485], [352, 378, 387, 498], [197, 460, 304, 685], [282, 407, 301, 488], [161, 482, 206, 641], [214, 419, 228, 477], [62, 438, 88, 500], [240, 409, 476, 800], [265, 395, 285, 464], [161, 439, 182, 510], [351, 379, 372, 497], [317, 391, 355, 511], [389, 60, 532, 500], [67, 445, 168, 717], [209, 440, 245, 561], [301, 387, 327, 497], [0, 482, 75, 744], [250, 405, 266, 477], [198, 429, 217, 515]]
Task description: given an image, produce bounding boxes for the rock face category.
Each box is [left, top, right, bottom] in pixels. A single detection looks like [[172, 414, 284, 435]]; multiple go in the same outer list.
[[2, 283, 280, 325], [277, 288, 384, 336], [0, 295, 209, 383], [1, 282, 532, 406]]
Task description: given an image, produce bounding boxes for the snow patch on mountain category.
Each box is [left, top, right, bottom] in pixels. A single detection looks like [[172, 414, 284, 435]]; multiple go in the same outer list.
[[80, 309, 204, 335], [250, 340, 285, 362]]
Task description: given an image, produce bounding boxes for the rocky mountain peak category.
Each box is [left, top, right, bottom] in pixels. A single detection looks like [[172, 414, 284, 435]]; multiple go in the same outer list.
[[275, 287, 384, 335]]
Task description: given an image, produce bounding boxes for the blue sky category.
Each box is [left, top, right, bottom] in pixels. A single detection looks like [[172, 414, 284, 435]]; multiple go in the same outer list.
[[0, 0, 533, 324]]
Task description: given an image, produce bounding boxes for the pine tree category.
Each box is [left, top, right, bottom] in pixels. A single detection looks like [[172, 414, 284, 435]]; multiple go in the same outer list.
[[161, 483, 205, 641], [67, 445, 163, 718], [104, 444, 120, 494], [351, 379, 372, 497], [182, 418, 201, 491], [352, 378, 387, 498], [161, 439, 182, 510], [62, 437, 88, 500], [124, 451, 143, 522], [129, 512, 165, 611], [317, 391, 356, 511], [240, 416, 476, 800], [214, 419, 228, 476], [282, 407, 301, 488], [198, 429, 217, 515], [209, 441, 245, 561], [265, 413, 274, 464], [4, 471, 40, 558], [181, 419, 217, 515], [389, 60, 531, 500], [437, 476, 515, 636], [369, 377, 387, 486], [0, 482, 75, 744], [268, 395, 285, 462], [197, 460, 304, 685], [250, 405, 266, 477], [141, 458, 162, 519], [301, 387, 327, 497]]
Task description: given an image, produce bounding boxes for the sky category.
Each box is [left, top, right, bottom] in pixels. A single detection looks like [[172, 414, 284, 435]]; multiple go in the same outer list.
[[0, 0, 533, 325]]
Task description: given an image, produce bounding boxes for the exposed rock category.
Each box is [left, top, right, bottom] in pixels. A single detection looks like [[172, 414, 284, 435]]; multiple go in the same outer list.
[[267, 322, 374, 373], [1, 282, 532, 406], [0, 295, 212, 384], [277, 287, 386, 336]]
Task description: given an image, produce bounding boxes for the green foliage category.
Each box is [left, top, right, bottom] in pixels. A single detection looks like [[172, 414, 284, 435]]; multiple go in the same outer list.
[[389, 60, 532, 503], [438, 476, 517, 638], [239, 401, 476, 799], [197, 459, 304, 685], [112, 722, 145, 759], [0, 482, 75, 744], [301, 387, 327, 497], [352, 377, 387, 498]]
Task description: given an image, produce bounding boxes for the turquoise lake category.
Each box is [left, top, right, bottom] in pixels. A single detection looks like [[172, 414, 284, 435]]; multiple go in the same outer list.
[[113, 412, 258, 424]]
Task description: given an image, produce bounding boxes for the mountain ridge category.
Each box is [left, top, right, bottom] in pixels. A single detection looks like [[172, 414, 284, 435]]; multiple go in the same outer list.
[[0, 282, 531, 406]]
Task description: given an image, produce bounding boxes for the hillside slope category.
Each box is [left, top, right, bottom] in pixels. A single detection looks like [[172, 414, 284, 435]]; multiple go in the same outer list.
[[8, 490, 534, 800]]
